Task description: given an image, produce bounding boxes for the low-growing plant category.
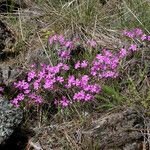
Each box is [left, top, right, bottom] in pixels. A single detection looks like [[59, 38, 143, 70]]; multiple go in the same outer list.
[[2, 28, 148, 111]]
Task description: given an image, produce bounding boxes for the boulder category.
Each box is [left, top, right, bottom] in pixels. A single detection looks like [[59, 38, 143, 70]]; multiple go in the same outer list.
[[83, 107, 147, 150], [0, 96, 23, 144]]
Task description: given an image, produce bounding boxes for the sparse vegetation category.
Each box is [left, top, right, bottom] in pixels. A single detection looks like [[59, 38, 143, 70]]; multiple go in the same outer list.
[[0, 0, 150, 149]]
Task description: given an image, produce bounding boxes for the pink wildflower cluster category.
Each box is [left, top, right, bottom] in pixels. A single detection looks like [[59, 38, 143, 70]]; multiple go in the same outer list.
[[11, 28, 149, 108], [55, 96, 70, 107], [58, 50, 71, 60], [74, 60, 88, 69], [49, 34, 74, 49], [65, 75, 101, 101], [48, 34, 76, 61], [91, 49, 119, 78], [123, 28, 150, 41], [11, 60, 101, 107], [87, 39, 97, 47], [11, 63, 70, 107], [121, 28, 150, 54]]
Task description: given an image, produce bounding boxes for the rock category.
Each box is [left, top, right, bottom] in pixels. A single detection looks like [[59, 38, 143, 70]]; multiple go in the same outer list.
[[0, 0, 31, 12], [0, 20, 16, 60], [26, 48, 50, 66], [84, 107, 145, 150], [0, 96, 23, 144], [0, 63, 21, 85]]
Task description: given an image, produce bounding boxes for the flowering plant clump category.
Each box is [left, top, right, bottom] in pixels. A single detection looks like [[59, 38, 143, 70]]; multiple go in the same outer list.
[[123, 28, 150, 42], [9, 28, 149, 108]]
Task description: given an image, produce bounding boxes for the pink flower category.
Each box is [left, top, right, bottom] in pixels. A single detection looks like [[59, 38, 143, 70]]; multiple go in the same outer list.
[[80, 75, 89, 87], [24, 90, 30, 94], [83, 85, 91, 91], [0, 87, 4, 92], [38, 69, 46, 79], [14, 80, 29, 90], [56, 76, 64, 83], [11, 98, 19, 107], [35, 95, 43, 104], [11, 93, 25, 107], [43, 79, 55, 89], [141, 34, 147, 41], [28, 93, 42, 104], [101, 71, 118, 78], [48, 35, 59, 45], [27, 70, 36, 82], [49, 66, 60, 74], [91, 70, 97, 76], [58, 35, 65, 45], [73, 90, 85, 101], [64, 41, 73, 49], [17, 93, 25, 101], [89, 84, 101, 93], [67, 75, 75, 87], [49, 37, 53, 45], [60, 96, 70, 107], [147, 36, 150, 41], [74, 61, 80, 69], [33, 80, 40, 90], [103, 49, 113, 57], [103, 57, 111, 65], [58, 50, 70, 59], [110, 57, 119, 69], [119, 48, 127, 58], [87, 39, 97, 47], [57, 63, 63, 68], [62, 64, 70, 71], [81, 60, 88, 68], [53, 35, 58, 41], [75, 78, 80, 87], [96, 54, 104, 62], [129, 44, 137, 51], [127, 32, 134, 38], [84, 94, 93, 101], [134, 28, 143, 36]]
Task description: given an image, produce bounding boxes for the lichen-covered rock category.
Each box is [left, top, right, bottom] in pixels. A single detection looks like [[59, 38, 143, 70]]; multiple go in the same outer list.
[[0, 96, 23, 144]]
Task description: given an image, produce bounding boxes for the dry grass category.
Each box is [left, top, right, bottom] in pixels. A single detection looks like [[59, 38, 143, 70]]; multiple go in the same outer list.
[[1, 0, 150, 149]]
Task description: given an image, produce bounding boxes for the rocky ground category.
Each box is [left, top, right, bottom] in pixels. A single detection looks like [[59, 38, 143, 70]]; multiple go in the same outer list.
[[0, 0, 150, 150], [29, 107, 150, 150]]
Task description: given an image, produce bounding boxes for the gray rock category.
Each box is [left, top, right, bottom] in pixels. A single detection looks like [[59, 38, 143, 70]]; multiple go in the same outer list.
[[0, 96, 23, 144], [0, 63, 21, 85], [84, 107, 145, 150], [0, 20, 15, 56], [26, 48, 50, 66]]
